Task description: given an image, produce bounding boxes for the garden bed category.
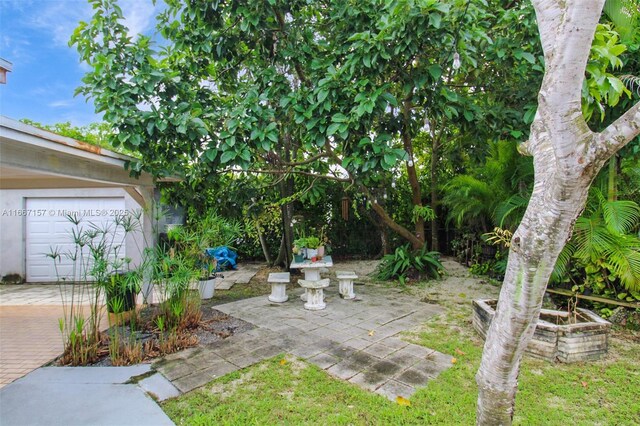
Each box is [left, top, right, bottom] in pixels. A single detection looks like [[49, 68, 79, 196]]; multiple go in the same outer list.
[[54, 305, 254, 367], [472, 299, 611, 362]]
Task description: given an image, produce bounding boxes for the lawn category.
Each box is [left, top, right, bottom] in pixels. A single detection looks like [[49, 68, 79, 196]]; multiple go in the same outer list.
[[162, 294, 640, 425]]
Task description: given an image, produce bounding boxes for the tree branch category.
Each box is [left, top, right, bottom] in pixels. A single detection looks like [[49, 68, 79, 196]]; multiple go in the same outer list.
[[531, 0, 565, 64], [224, 168, 351, 182], [281, 152, 329, 166], [595, 101, 640, 161]]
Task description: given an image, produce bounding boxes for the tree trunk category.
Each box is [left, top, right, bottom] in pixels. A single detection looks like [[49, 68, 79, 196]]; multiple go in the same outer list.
[[402, 99, 425, 249], [607, 155, 617, 201], [279, 135, 295, 269], [475, 1, 640, 424], [256, 224, 273, 265], [430, 135, 440, 251], [273, 234, 287, 267], [358, 183, 424, 249], [476, 178, 591, 423], [370, 201, 423, 248]]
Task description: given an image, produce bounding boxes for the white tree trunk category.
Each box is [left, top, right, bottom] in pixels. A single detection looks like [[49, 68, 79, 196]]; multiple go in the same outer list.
[[475, 1, 640, 424]]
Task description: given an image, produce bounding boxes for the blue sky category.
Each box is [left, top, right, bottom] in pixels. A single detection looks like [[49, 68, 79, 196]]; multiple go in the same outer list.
[[0, 0, 159, 127]]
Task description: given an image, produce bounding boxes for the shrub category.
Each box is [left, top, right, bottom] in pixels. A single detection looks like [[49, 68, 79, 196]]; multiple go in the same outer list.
[[375, 244, 444, 284]]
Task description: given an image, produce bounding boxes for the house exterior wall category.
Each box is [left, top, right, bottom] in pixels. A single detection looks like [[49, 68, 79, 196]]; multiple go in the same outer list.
[[0, 187, 148, 283]]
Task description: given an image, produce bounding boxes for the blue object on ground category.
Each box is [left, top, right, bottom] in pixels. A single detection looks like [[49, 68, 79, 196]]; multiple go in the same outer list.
[[205, 246, 238, 271]]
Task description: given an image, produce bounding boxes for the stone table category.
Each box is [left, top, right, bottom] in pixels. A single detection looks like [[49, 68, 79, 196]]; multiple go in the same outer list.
[[290, 255, 334, 309]]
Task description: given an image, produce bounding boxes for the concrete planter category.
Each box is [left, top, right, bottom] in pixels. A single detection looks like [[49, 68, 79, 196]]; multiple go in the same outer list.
[[472, 299, 611, 363]]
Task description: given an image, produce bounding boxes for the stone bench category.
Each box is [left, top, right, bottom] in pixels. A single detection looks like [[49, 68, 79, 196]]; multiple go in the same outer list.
[[267, 272, 290, 303], [336, 270, 358, 300], [298, 278, 330, 310]]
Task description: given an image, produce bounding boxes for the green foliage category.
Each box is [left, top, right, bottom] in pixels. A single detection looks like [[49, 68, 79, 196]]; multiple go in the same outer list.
[[69, 0, 506, 250], [442, 140, 533, 232], [411, 205, 435, 224], [552, 189, 640, 304], [583, 24, 632, 121], [47, 212, 146, 365], [375, 244, 443, 283], [296, 236, 321, 250], [604, 0, 640, 43], [19, 119, 138, 157]]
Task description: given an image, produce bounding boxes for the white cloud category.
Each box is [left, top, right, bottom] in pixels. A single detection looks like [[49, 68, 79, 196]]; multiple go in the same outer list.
[[0, 34, 33, 65], [48, 99, 75, 108], [120, 0, 158, 38], [19, 0, 158, 48], [25, 1, 92, 47]]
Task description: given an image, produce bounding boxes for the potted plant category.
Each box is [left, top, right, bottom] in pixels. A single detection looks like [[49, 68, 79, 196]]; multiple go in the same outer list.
[[303, 236, 321, 259], [317, 226, 329, 258], [292, 244, 304, 263], [105, 270, 141, 314], [198, 258, 218, 300]]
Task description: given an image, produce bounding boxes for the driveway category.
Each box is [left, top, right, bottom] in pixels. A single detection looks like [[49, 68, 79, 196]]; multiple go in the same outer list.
[[0, 285, 102, 388]]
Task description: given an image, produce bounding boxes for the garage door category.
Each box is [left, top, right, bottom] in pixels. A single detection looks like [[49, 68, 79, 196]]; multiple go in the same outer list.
[[25, 197, 126, 282]]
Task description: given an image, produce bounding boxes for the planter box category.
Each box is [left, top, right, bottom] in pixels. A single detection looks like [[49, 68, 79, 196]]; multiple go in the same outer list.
[[472, 299, 611, 363]]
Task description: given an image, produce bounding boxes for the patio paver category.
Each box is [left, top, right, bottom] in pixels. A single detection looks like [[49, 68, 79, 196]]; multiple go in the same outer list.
[[154, 282, 452, 401], [213, 263, 262, 290]]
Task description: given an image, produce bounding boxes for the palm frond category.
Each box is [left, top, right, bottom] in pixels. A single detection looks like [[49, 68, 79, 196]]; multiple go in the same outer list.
[[602, 199, 640, 235], [572, 217, 617, 261], [551, 242, 576, 284], [442, 176, 494, 227], [620, 75, 640, 97], [604, 0, 640, 42], [495, 194, 530, 228], [605, 234, 640, 292]]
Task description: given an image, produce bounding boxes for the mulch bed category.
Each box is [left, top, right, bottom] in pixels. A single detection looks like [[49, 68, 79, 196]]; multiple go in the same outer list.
[[54, 303, 254, 367]]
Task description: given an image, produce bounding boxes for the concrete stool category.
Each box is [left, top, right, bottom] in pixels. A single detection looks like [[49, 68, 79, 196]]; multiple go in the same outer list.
[[268, 272, 290, 303], [336, 270, 358, 300], [298, 278, 330, 310]]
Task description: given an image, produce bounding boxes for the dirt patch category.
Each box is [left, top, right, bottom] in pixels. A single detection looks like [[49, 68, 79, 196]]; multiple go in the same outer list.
[[195, 308, 255, 345], [414, 257, 501, 307]]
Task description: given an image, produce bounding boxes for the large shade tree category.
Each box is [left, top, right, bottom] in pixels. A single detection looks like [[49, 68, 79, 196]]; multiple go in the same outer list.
[[71, 0, 499, 255], [476, 0, 640, 424]]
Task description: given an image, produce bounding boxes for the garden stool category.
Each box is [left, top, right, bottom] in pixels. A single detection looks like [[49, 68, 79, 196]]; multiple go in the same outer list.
[[336, 270, 358, 300], [268, 272, 290, 303], [298, 278, 330, 310]]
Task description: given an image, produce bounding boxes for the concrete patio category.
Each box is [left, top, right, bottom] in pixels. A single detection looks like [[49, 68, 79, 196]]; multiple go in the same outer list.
[[155, 281, 452, 401]]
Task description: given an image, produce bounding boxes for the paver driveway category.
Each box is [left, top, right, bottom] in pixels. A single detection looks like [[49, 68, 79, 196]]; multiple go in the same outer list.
[[0, 285, 105, 388]]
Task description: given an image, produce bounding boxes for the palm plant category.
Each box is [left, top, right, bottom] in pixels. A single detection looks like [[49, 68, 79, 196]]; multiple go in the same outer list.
[[442, 140, 533, 232], [552, 188, 640, 298]]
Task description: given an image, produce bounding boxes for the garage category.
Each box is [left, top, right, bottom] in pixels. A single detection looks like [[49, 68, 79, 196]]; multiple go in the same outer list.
[[25, 197, 127, 282], [1, 116, 167, 284]]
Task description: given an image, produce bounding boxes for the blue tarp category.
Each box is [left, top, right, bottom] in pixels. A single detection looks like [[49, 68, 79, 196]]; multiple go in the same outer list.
[[205, 246, 238, 271]]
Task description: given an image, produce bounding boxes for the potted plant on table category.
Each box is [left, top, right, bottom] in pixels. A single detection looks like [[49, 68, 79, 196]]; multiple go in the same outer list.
[[302, 236, 321, 260], [292, 244, 304, 263]]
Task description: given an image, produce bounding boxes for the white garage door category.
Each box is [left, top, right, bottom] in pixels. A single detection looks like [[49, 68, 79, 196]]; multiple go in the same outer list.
[[26, 197, 126, 282]]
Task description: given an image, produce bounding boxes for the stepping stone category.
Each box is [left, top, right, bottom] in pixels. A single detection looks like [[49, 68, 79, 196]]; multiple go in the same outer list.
[[215, 280, 235, 290]]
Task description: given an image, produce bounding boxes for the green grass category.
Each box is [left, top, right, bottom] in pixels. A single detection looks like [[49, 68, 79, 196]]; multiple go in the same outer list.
[[162, 303, 640, 425]]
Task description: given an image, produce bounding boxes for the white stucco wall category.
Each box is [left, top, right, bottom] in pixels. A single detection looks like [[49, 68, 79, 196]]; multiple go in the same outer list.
[[0, 187, 148, 283]]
